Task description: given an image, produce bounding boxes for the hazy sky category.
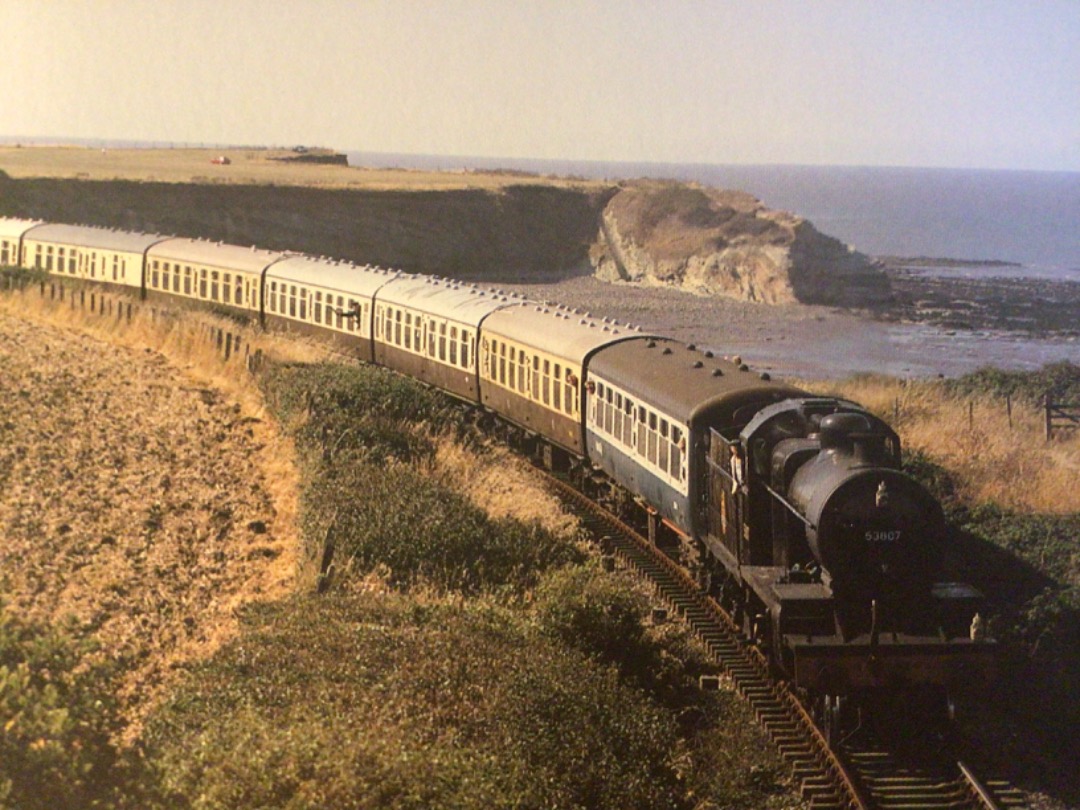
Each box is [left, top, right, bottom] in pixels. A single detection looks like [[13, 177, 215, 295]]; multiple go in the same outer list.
[[2, 0, 1077, 171]]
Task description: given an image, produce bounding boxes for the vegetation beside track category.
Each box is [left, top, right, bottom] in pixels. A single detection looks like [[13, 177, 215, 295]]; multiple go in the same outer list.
[[139, 361, 803, 809]]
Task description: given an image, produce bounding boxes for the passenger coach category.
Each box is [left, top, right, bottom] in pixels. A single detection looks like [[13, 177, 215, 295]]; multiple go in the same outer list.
[[20, 223, 168, 292], [264, 256, 400, 359], [374, 276, 518, 403], [0, 218, 41, 268], [480, 304, 645, 457], [587, 339, 801, 545], [145, 238, 284, 315]]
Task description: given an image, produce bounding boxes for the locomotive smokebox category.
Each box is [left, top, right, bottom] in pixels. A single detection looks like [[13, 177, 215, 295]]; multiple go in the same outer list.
[[788, 412, 946, 628]]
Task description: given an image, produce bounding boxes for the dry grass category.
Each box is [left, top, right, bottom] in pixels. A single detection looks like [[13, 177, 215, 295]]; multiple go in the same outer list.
[[428, 433, 581, 540], [801, 374, 1080, 514], [0, 145, 602, 192]]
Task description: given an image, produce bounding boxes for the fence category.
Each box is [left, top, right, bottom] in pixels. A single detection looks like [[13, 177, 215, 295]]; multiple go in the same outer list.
[[0, 278, 265, 373], [1045, 398, 1080, 441]]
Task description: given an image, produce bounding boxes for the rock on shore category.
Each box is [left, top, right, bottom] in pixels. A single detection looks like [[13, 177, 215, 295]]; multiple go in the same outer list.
[[590, 180, 891, 306]]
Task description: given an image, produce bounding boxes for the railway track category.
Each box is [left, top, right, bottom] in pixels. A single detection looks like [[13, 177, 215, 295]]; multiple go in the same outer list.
[[538, 469, 1025, 810]]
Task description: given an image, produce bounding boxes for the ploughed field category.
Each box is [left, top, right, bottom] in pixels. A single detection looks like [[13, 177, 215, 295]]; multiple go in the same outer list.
[[0, 311, 295, 729]]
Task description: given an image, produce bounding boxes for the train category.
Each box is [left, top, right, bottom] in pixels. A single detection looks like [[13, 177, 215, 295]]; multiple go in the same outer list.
[[0, 217, 994, 733]]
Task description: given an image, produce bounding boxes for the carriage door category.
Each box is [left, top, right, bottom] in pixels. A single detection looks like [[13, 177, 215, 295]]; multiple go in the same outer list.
[[705, 428, 749, 564]]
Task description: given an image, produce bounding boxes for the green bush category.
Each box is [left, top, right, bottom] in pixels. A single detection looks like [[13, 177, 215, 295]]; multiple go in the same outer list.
[[531, 564, 688, 701], [0, 605, 156, 809], [308, 459, 581, 594], [265, 362, 582, 594], [143, 594, 687, 810], [944, 361, 1080, 404]]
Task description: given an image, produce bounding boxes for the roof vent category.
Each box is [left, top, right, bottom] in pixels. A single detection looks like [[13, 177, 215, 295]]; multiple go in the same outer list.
[[662, 347, 673, 355], [732, 355, 742, 366], [687, 343, 696, 351], [760, 372, 771, 380], [646, 340, 656, 348], [704, 350, 714, 358], [712, 369, 723, 377], [693, 360, 704, 369], [739, 364, 749, 372]]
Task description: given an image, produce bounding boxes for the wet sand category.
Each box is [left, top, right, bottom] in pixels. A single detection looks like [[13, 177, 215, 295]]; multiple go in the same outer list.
[[494, 273, 1079, 380]]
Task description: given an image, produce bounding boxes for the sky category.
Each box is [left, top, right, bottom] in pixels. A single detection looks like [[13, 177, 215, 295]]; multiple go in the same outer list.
[[1, 0, 1078, 172]]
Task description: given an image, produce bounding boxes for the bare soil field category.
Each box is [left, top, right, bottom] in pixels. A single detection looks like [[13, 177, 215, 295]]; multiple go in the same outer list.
[[0, 308, 298, 732], [0, 146, 600, 191]]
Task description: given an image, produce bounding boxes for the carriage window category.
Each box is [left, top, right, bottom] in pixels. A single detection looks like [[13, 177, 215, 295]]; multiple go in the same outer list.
[[299, 288, 307, 319], [659, 419, 670, 471], [211, 271, 220, 301], [462, 331, 471, 368], [413, 314, 421, 346], [553, 364, 561, 411], [498, 342, 507, 384], [222, 273, 231, 303], [532, 356, 540, 400], [438, 322, 447, 361], [184, 267, 192, 295], [449, 326, 458, 365], [151, 264, 159, 289], [269, 282, 277, 312], [670, 426, 684, 480], [199, 269, 207, 298]]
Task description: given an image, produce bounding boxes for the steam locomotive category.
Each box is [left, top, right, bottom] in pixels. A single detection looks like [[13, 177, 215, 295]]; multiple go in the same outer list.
[[0, 218, 994, 726]]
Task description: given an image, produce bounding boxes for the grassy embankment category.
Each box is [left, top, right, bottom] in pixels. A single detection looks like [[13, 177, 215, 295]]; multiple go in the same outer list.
[[0, 272, 799, 810], [805, 367, 1080, 798]]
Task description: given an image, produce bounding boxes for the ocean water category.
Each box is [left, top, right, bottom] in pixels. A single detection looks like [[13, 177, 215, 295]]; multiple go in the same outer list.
[[348, 152, 1080, 283]]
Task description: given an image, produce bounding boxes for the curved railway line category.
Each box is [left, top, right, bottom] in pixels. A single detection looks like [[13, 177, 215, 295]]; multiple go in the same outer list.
[[535, 469, 1027, 810]]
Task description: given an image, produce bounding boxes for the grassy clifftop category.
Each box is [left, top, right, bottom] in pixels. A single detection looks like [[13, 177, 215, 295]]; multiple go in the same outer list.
[[1, 147, 887, 305]]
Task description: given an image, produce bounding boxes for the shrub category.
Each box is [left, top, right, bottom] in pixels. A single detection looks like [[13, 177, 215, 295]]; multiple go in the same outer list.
[[143, 594, 687, 810], [0, 605, 157, 809], [944, 361, 1080, 405], [308, 459, 581, 594]]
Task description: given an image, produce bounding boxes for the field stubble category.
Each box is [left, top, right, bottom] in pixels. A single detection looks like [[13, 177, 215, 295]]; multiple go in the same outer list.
[[0, 288, 328, 734]]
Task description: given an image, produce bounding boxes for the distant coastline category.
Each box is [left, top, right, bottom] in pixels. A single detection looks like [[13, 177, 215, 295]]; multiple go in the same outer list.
[[877, 256, 1023, 269]]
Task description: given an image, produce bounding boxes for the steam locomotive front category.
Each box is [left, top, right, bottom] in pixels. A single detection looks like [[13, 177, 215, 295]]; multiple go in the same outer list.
[[734, 401, 993, 697], [786, 412, 947, 637]]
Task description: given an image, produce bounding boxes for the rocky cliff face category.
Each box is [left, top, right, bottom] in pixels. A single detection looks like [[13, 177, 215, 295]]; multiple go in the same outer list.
[[590, 181, 890, 306], [1, 171, 887, 307]]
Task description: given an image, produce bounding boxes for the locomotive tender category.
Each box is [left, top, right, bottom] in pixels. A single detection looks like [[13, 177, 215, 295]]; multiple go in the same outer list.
[[1, 217, 993, 708]]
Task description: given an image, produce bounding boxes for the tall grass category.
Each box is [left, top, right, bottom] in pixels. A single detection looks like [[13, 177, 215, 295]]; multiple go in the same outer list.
[[803, 371, 1080, 514]]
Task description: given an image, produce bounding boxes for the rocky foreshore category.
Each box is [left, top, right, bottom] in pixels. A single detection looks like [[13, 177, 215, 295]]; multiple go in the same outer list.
[[878, 265, 1080, 337]]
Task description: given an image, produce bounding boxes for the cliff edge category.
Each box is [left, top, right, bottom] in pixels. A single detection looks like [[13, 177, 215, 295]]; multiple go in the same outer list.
[[590, 180, 890, 306]]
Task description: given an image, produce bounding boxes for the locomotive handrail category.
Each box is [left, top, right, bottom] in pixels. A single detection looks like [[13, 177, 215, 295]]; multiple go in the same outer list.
[[762, 481, 816, 530]]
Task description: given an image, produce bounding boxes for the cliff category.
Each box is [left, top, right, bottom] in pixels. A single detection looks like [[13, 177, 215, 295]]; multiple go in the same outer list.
[[0, 169, 889, 306], [0, 171, 608, 282], [589, 180, 890, 306]]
